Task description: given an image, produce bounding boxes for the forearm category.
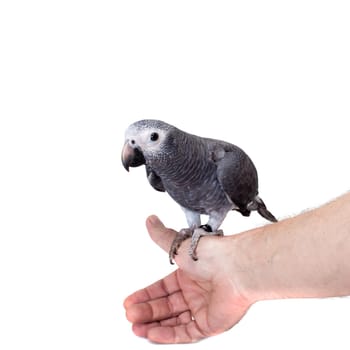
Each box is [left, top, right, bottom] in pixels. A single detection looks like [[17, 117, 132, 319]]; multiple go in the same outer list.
[[231, 192, 350, 302]]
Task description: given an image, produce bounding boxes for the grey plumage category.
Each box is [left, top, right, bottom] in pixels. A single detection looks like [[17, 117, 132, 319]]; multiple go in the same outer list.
[[122, 119, 277, 262]]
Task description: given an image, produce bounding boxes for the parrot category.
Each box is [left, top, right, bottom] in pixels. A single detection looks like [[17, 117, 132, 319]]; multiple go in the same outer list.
[[121, 119, 277, 264]]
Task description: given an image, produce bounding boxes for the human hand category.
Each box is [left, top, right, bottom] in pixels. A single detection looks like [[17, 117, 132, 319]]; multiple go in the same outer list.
[[123, 216, 254, 343]]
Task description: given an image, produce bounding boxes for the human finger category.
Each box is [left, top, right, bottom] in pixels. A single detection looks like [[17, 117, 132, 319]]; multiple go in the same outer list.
[[146, 322, 206, 344], [125, 290, 189, 323], [146, 215, 177, 253], [131, 310, 192, 338], [123, 270, 180, 308]]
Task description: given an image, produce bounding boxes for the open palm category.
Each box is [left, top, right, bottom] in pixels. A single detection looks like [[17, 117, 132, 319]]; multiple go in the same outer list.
[[124, 216, 253, 343]]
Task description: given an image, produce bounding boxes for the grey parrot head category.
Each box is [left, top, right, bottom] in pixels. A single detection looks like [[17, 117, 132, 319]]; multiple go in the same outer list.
[[121, 119, 177, 171]]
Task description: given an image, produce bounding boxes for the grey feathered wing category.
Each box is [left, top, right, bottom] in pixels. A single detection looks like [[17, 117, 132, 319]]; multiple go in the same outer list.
[[214, 143, 277, 222], [146, 164, 166, 192], [214, 144, 259, 216]]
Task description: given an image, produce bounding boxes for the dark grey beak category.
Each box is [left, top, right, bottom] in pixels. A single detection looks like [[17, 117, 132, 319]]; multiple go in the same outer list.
[[121, 141, 146, 171]]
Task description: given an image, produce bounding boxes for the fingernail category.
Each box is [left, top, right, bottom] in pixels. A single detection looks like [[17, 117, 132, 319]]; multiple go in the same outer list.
[[148, 215, 159, 225]]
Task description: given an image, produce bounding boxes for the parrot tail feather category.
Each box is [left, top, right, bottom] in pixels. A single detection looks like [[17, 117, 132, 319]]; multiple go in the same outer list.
[[247, 196, 278, 223]]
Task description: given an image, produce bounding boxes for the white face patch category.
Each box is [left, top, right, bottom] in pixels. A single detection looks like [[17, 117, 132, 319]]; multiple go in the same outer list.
[[125, 125, 168, 154]]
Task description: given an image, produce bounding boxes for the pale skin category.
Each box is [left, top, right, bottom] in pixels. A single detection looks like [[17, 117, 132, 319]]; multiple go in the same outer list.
[[124, 192, 350, 343]]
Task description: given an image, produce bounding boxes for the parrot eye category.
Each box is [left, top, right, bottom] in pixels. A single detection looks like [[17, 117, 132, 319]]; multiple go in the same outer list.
[[150, 132, 159, 141]]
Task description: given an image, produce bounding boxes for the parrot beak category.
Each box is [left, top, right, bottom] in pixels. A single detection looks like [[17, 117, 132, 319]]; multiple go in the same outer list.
[[121, 140, 146, 171]]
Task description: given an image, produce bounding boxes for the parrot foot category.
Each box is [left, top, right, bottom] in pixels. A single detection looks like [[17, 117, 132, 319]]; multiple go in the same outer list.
[[189, 227, 224, 261], [169, 228, 193, 264]]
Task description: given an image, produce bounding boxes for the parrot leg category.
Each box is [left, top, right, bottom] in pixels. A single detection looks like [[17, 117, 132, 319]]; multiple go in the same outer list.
[[169, 228, 193, 264], [189, 226, 224, 261]]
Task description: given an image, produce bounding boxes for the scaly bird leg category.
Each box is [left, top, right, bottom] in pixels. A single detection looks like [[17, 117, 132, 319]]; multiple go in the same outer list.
[[169, 228, 193, 264], [189, 225, 223, 261]]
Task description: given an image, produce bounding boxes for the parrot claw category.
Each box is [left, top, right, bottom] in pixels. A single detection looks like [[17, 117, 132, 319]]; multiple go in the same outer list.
[[169, 228, 193, 264], [189, 228, 224, 261]]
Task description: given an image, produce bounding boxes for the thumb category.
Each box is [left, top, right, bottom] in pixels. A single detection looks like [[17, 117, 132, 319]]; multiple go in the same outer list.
[[146, 215, 177, 253]]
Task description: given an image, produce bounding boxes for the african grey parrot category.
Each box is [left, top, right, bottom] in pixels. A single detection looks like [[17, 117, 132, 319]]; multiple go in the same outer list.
[[121, 119, 277, 263]]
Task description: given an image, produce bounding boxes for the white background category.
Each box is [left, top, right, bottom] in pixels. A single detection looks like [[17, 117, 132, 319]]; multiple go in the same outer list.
[[1, 0, 350, 349]]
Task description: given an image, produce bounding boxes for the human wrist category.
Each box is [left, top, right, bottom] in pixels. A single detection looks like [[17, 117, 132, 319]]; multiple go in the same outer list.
[[222, 193, 350, 307], [227, 224, 284, 303]]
